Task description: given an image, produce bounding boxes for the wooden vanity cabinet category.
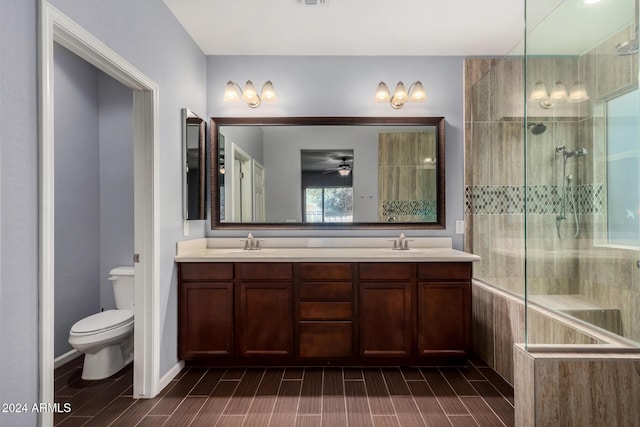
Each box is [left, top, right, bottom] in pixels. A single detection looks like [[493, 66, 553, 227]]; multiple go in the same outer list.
[[178, 260, 472, 365], [178, 263, 234, 359], [298, 263, 354, 359]]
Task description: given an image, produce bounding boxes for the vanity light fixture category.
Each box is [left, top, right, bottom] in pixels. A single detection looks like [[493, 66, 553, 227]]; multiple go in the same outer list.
[[223, 80, 277, 108], [530, 80, 589, 109], [375, 81, 427, 109]]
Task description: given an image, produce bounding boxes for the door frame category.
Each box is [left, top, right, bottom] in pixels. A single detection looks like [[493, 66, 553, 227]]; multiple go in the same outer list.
[[38, 2, 160, 424]]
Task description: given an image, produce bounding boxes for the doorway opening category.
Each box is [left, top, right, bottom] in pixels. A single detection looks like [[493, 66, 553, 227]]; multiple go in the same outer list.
[[39, 3, 160, 424]]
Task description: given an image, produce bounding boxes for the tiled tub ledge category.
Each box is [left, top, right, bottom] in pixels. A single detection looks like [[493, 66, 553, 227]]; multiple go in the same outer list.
[[514, 344, 640, 427], [473, 279, 636, 349]]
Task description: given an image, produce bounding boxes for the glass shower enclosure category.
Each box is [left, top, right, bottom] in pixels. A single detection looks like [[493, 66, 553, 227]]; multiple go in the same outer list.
[[467, 0, 640, 349]]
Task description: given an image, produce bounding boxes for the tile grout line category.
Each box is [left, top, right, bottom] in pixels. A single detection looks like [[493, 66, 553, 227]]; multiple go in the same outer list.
[[404, 371, 431, 427], [458, 395, 508, 427], [419, 368, 452, 421], [214, 377, 242, 427], [161, 368, 209, 425], [262, 368, 285, 427], [474, 367, 514, 405], [355, 368, 376, 427]]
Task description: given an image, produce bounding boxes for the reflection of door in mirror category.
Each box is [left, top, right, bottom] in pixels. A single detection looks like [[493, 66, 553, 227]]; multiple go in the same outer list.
[[378, 132, 437, 222], [228, 143, 253, 222], [252, 160, 266, 222]]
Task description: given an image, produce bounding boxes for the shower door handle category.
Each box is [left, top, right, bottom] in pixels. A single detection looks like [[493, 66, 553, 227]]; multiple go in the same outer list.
[[636, 260, 640, 269]]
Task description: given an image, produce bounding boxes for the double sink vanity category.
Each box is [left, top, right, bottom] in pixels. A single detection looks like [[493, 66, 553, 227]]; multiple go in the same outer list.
[[175, 237, 479, 367]]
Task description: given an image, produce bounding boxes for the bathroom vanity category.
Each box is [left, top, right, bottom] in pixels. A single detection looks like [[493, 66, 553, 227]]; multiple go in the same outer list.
[[175, 238, 479, 366]]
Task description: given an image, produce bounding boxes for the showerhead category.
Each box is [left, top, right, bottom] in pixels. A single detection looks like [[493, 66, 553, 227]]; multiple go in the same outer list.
[[615, 0, 639, 56], [528, 122, 547, 135], [614, 38, 639, 56]]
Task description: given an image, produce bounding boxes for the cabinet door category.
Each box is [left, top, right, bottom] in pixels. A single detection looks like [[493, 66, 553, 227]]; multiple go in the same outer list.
[[237, 282, 293, 357], [359, 282, 412, 357], [179, 282, 233, 359], [417, 282, 470, 357]]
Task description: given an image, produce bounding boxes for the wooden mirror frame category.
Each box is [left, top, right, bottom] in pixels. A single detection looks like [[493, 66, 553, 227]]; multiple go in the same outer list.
[[210, 116, 445, 230]]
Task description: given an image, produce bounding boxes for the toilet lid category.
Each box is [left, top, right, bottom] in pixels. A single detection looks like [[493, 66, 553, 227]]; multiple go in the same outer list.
[[71, 309, 133, 334]]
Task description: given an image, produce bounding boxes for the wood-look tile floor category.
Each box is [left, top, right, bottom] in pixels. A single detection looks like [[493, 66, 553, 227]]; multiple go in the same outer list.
[[54, 356, 514, 427]]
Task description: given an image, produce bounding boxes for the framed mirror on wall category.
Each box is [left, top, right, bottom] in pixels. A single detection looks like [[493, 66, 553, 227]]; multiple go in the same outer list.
[[182, 108, 206, 220], [210, 116, 446, 230]]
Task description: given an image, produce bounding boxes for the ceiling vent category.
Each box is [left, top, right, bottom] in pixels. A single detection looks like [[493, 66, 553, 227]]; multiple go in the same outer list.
[[297, 0, 328, 6]]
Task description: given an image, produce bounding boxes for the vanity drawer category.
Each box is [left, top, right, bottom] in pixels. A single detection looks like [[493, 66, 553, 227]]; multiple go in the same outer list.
[[237, 263, 293, 280], [299, 282, 352, 300], [180, 263, 234, 281], [300, 302, 352, 320], [418, 263, 471, 281], [359, 263, 415, 280], [299, 321, 352, 358], [299, 263, 352, 280]]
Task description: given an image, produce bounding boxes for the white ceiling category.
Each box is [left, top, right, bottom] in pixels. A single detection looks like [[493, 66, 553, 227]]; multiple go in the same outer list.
[[164, 0, 633, 56]]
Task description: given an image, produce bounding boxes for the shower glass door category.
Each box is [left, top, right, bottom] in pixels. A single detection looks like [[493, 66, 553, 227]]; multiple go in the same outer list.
[[524, 0, 640, 348]]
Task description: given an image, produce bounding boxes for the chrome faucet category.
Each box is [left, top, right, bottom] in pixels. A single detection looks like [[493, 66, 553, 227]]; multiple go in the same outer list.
[[391, 233, 410, 250], [243, 233, 262, 250]]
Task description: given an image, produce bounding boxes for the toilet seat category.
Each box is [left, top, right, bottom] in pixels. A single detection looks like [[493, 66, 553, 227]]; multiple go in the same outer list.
[[71, 309, 133, 335]]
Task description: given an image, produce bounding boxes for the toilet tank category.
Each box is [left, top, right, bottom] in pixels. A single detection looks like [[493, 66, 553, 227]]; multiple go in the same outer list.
[[109, 266, 135, 310]]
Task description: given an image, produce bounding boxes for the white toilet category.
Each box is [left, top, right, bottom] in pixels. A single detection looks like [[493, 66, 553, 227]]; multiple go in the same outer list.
[[69, 266, 135, 380]]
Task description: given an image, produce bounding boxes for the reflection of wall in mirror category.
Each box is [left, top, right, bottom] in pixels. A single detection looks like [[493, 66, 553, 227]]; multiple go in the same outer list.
[[378, 132, 437, 222]]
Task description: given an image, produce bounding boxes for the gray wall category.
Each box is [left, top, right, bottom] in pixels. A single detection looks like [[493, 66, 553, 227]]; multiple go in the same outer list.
[[54, 43, 101, 357], [0, 0, 207, 414], [206, 55, 465, 248], [0, 0, 39, 425], [98, 72, 134, 311]]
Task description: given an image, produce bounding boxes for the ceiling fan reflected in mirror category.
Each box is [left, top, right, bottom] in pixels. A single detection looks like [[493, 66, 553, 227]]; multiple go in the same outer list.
[[322, 156, 352, 176]]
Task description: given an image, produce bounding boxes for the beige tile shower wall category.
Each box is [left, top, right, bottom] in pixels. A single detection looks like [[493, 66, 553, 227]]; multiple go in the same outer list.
[[465, 58, 526, 292], [514, 346, 640, 427]]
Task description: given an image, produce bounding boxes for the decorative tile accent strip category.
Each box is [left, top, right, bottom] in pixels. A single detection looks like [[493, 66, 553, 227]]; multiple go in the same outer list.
[[465, 184, 604, 215], [380, 199, 437, 221]]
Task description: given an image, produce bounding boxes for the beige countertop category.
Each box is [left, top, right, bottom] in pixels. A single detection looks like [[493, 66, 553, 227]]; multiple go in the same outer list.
[[174, 237, 480, 263]]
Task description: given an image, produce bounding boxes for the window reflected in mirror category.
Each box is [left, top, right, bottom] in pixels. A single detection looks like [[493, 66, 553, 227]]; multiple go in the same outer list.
[[301, 149, 354, 223]]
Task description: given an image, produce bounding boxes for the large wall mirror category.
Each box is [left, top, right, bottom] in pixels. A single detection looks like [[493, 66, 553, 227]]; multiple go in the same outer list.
[[210, 117, 445, 229], [182, 108, 206, 220]]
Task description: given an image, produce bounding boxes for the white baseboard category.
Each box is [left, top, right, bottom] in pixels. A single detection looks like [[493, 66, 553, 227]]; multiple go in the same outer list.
[[54, 349, 82, 369], [158, 360, 185, 393]]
